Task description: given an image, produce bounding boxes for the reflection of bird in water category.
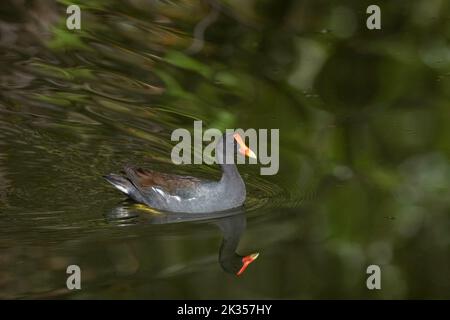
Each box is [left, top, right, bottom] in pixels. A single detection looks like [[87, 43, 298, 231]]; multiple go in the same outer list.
[[215, 211, 259, 275], [104, 133, 256, 213], [106, 204, 259, 276]]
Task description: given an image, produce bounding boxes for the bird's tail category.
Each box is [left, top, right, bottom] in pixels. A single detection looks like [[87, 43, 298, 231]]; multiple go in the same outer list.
[[103, 174, 135, 196]]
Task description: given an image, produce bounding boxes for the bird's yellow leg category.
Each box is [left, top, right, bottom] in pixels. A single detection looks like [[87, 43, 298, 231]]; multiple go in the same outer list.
[[131, 203, 162, 215]]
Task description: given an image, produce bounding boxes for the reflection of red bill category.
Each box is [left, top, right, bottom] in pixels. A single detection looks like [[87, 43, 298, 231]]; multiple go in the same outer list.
[[237, 253, 259, 276], [233, 133, 257, 159]]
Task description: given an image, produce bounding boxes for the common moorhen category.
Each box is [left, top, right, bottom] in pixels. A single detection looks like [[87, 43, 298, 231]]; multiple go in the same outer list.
[[104, 133, 256, 213]]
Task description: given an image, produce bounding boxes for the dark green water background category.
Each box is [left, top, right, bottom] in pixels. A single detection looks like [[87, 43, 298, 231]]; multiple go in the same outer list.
[[0, 0, 449, 298]]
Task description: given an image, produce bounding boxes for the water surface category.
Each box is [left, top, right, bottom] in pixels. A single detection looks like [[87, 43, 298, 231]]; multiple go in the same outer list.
[[0, 0, 449, 299]]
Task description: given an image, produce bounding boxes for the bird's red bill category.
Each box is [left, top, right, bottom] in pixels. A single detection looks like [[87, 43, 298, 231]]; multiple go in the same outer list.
[[233, 133, 257, 159], [236, 253, 259, 276]]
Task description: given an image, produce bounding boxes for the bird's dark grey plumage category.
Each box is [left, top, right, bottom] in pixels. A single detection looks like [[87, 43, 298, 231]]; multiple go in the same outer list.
[[104, 133, 251, 213]]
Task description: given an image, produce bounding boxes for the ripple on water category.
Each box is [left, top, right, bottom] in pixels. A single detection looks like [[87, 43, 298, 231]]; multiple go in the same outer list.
[[0, 0, 308, 247]]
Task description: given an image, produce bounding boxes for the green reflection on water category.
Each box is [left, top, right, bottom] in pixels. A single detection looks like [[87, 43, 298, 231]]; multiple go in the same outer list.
[[0, 0, 449, 299]]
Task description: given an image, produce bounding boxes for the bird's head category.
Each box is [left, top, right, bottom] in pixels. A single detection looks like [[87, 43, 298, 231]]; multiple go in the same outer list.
[[220, 252, 259, 276], [216, 132, 257, 164]]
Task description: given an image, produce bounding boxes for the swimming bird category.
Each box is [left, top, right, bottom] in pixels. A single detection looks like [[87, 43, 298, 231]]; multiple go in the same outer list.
[[104, 133, 256, 213]]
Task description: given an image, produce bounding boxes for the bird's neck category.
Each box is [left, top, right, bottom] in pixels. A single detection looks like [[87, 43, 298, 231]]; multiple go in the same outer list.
[[219, 163, 242, 184], [217, 216, 246, 274], [218, 220, 243, 263]]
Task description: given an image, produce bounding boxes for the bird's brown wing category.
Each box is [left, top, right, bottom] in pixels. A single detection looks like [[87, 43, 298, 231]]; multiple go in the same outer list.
[[123, 166, 204, 197]]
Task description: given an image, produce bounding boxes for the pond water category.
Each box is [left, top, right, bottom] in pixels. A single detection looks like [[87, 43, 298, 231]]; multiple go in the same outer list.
[[0, 0, 449, 299]]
